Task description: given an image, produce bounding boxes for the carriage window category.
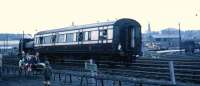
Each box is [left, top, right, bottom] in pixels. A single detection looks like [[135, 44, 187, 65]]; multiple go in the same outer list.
[[57, 34, 65, 43], [99, 30, 107, 40], [56, 35, 59, 43], [35, 37, 39, 44], [77, 32, 83, 41], [34, 38, 37, 44], [39, 37, 43, 44], [107, 29, 113, 39], [52, 35, 56, 43], [91, 31, 98, 40], [84, 32, 88, 41], [66, 33, 74, 42], [88, 31, 91, 40], [73, 33, 77, 42], [44, 36, 51, 44], [83, 31, 91, 41]]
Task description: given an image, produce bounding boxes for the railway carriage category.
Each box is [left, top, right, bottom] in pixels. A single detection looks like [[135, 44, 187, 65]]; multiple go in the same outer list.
[[29, 18, 142, 63]]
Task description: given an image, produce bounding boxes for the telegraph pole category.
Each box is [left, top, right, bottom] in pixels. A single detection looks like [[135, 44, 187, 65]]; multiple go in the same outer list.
[[178, 23, 182, 53], [6, 34, 8, 53], [3, 35, 5, 53], [21, 31, 24, 53], [147, 23, 152, 42]]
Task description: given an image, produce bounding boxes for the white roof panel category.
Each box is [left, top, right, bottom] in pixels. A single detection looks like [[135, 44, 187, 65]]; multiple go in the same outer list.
[[36, 21, 115, 35]]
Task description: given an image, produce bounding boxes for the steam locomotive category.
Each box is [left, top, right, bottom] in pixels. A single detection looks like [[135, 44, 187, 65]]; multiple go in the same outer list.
[[19, 18, 142, 63]]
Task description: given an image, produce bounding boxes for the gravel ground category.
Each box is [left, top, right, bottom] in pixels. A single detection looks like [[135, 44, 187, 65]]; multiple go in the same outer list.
[[0, 76, 71, 86], [0, 76, 143, 86], [0, 78, 43, 86], [0, 76, 112, 86]]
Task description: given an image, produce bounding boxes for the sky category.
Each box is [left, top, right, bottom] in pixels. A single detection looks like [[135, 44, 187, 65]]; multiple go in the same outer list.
[[0, 0, 200, 35]]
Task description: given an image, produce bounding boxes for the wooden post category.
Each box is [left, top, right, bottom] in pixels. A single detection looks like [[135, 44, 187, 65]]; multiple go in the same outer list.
[[101, 79, 104, 86], [27, 71, 31, 79], [80, 76, 83, 86], [169, 61, 176, 85], [113, 80, 115, 86], [119, 80, 122, 86], [64, 74, 67, 83], [86, 77, 89, 85], [53, 73, 56, 81], [112, 80, 122, 86], [96, 79, 98, 86], [59, 73, 61, 81], [7, 67, 9, 75], [0, 54, 2, 68], [0, 54, 3, 80], [0, 54, 2, 80], [69, 74, 72, 83]]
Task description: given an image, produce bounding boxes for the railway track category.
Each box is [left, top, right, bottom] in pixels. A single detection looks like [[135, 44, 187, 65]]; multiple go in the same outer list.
[[53, 59, 200, 84]]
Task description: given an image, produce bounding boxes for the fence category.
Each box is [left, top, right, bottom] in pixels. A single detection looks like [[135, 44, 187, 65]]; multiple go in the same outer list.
[[1, 61, 199, 86]]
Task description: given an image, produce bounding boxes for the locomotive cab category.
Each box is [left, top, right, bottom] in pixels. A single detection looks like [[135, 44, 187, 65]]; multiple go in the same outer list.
[[19, 38, 35, 56]]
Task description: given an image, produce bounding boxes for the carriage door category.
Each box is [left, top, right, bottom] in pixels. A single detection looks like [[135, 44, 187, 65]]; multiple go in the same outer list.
[[127, 26, 135, 50]]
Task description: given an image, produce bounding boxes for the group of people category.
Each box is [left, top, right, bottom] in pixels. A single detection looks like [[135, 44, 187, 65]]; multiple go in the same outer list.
[[19, 51, 41, 71], [19, 51, 52, 86]]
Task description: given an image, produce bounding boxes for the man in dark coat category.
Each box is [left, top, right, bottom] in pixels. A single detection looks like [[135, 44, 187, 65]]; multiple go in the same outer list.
[[43, 61, 52, 86], [33, 52, 40, 64]]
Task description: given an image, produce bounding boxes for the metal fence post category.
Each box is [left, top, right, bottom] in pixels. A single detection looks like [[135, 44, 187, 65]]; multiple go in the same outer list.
[[169, 61, 176, 85]]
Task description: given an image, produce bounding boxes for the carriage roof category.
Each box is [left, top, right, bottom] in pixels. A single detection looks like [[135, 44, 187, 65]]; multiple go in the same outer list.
[[36, 21, 115, 35]]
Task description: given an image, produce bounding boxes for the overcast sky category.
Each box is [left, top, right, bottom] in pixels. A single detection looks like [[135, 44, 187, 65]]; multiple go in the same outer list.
[[0, 0, 200, 34]]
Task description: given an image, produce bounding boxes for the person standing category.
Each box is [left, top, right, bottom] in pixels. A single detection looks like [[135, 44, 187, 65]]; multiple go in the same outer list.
[[33, 52, 40, 64], [43, 61, 52, 86], [25, 53, 32, 71], [20, 51, 26, 59], [19, 51, 26, 68]]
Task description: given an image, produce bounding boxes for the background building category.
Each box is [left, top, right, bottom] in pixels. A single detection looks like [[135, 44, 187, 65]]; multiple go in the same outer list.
[[143, 28, 200, 50]]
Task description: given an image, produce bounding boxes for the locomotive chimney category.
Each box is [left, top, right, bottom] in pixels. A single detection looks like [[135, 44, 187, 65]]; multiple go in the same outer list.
[[72, 22, 75, 26]]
